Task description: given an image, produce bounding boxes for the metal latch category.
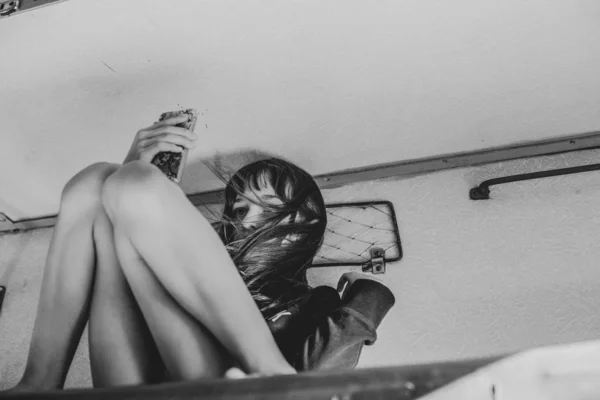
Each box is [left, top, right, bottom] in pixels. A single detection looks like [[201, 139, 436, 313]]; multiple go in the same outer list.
[[362, 246, 386, 274], [0, 0, 20, 16]]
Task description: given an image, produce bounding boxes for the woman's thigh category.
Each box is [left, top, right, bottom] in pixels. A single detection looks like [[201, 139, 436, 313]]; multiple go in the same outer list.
[[88, 206, 166, 387], [112, 226, 234, 381], [102, 161, 291, 376]]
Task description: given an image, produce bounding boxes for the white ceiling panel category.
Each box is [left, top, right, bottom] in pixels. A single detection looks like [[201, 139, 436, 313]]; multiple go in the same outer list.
[[2, 0, 600, 219]]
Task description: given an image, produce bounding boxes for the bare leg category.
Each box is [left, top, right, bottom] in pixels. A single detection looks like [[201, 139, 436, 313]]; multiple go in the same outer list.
[[101, 161, 294, 375], [88, 207, 166, 387], [15, 162, 166, 390], [15, 163, 119, 390], [112, 226, 232, 380]]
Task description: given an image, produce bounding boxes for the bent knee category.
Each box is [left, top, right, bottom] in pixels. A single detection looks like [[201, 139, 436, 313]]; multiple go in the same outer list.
[[61, 162, 121, 213], [101, 161, 168, 222]]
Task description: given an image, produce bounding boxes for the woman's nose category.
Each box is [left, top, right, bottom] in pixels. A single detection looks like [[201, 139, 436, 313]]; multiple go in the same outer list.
[[242, 207, 262, 230], [242, 220, 257, 230]]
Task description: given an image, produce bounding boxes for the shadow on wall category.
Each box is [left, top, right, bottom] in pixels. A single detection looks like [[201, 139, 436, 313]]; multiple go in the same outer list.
[[180, 148, 286, 194]]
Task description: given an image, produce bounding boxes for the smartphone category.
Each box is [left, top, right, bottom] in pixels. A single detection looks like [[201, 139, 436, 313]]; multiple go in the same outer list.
[[150, 109, 198, 184]]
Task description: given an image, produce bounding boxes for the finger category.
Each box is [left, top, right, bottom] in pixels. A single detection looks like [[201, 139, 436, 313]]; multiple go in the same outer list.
[[139, 133, 196, 150], [139, 142, 183, 162], [337, 274, 350, 293], [141, 125, 198, 141], [154, 113, 191, 128], [137, 114, 192, 136]]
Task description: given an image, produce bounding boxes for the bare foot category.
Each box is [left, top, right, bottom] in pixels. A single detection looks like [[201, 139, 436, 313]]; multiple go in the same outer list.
[[224, 366, 296, 379]]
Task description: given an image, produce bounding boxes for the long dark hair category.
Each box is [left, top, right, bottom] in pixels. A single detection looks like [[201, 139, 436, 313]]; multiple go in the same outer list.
[[212, 157, 327, 318]]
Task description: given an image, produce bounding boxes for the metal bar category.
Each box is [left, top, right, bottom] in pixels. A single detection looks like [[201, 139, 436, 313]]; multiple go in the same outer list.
[[470, 162, 600, 200], [314, 129, 600, 190], [3, 130, 600, 233], [0, 354, 505, 400]]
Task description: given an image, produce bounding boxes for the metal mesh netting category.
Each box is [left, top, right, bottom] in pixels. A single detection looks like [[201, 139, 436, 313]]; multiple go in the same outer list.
[[195, 200, 402, 267], [313, 201, 401, 266]]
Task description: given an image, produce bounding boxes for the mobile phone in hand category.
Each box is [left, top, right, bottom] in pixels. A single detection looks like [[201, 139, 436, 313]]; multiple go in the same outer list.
[[151, 109, 198, 184]]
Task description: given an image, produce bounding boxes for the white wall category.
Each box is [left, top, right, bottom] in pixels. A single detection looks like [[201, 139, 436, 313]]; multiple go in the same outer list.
[[311, 148, 600, 367], [2, 149, 600, 388], [2, 0, 600, 219]]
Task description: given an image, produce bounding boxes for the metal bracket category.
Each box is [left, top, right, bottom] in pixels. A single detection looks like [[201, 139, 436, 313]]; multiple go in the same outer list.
[[0, 0, 20, 16], [469, 186, 491, 200], [362, 246, 386, 274], [0, 213, 16, 233]]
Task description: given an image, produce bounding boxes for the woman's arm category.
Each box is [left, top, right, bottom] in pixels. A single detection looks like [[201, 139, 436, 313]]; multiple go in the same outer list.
[[268, 273, 395, 372], [297, 276, 396, 371]]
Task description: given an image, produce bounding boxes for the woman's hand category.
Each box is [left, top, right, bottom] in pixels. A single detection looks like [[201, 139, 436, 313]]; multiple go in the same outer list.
[[337, 271, 383, 301], [123, 114, 198, 164]]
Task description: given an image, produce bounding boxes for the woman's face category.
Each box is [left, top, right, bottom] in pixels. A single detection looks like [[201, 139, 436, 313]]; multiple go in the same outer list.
[[230, 177, 316, 245], [231, 183, 285, 240]]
